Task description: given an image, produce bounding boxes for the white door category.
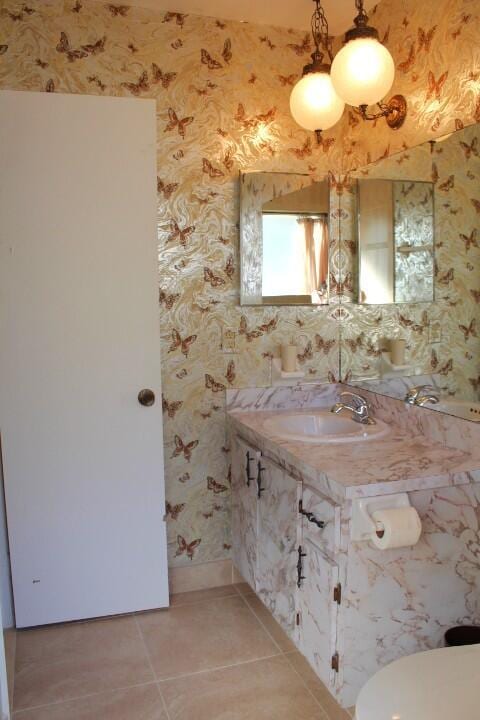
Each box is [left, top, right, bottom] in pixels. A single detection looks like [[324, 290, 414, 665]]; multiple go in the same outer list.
[[0, 609, 10, 720], [0, 90, 169, 627]]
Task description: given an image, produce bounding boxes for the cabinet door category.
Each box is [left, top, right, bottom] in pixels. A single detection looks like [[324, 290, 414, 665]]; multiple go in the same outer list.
[[231, 436, 259, 590], [298, 538, 339, 689], [257, 457, 299, 638]]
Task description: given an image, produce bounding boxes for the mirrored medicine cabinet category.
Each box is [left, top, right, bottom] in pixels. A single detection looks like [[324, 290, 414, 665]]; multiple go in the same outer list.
[[239, 172, 331, 306]]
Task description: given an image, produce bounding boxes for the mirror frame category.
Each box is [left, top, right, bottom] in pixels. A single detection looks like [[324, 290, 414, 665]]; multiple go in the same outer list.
[[239, 171, 332, 307]]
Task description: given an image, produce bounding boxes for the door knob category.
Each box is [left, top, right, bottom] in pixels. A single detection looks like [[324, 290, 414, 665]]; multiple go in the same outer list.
[[138, 389, 155, 406]]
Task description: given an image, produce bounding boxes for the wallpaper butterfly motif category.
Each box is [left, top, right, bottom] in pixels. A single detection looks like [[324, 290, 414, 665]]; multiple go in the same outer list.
[[164, 108, 194, 138], [121, 70, 149, 95], [157, 178, 179, 199], [175, 535, 201, 560], [172, 435, 199, 462], [151, 64, 177, 88], [167, 219, 195, 246], [166, 501, 185, 519], [162, 396, 183, 418], [200, 48, 222, 70], [168, 329, 197, 357]]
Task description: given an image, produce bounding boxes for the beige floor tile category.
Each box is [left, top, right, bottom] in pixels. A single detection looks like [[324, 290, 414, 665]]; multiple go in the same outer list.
[[4, 628, 16, 709], [286, 652, 351, 720], [13, 683, 166, 719], [137, 596, 279, 680], [242, 594, 297, 653], [161, 655, 324, 720], [169, 585, 238, 607], [14, 616, 153, 711]]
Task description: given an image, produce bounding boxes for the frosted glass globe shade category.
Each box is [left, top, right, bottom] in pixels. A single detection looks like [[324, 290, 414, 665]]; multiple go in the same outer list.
[[290, 72, 345, 132], [331, 37, 395, 107]]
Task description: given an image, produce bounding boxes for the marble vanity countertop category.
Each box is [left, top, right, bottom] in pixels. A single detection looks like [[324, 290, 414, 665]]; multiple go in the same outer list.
[[227, 409, 480, 504]]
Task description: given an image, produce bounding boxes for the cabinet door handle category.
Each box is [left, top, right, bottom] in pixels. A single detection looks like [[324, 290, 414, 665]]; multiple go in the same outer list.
[[245, 451, 255, 487], [299, 500, 325, 529], [256, 462, 266, 499], [297, 545, 306, 588]]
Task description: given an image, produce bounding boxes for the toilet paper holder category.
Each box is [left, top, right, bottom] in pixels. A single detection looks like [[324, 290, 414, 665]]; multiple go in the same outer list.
[[351, 493, 412, 542]]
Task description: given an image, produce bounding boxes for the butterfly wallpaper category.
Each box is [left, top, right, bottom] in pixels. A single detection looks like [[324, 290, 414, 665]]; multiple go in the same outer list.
[[0, 0, 478, 568]]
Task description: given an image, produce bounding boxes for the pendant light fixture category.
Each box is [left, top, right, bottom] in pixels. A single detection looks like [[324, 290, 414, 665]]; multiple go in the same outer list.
[[330, 0, 407, 129], [289, 0, 345, 142]]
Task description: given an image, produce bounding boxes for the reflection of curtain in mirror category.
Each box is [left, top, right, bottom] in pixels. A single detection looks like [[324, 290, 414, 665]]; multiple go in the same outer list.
[[297, 216, 328, 301]]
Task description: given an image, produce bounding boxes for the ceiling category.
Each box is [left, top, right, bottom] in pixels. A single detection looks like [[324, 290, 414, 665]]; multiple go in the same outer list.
[[132, 0, 377, 35]]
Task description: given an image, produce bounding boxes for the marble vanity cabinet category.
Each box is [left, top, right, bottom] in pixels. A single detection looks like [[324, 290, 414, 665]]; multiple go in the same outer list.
[[227, 384, 480, 709], [231, 428, 346, 701]]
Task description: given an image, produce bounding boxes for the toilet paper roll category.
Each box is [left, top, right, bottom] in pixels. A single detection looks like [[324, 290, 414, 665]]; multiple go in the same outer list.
[[371, 507, 422, 550]]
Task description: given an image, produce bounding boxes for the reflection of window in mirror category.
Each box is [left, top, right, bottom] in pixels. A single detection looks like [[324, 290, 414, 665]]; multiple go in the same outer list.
[[261, 213, 329, 304], [357, 179, 434, 305], [358, 180, 394, 304]]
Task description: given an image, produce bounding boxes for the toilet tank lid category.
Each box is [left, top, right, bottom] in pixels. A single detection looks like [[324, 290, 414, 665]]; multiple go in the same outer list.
[[355, 644, 480, 720]]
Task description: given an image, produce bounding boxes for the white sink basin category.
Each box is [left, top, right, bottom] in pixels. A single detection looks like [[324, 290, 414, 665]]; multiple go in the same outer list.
[[263, 410, 389, 444]]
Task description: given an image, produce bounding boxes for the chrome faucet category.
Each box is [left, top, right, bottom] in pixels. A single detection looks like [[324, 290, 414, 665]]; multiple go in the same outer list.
[[404, 385, 440, 407], [331, 391, 376, 425]]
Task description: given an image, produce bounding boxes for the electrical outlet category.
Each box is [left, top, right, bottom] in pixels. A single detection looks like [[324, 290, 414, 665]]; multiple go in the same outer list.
[[429, 321, 442, 344], [222, 328, 237, 353]]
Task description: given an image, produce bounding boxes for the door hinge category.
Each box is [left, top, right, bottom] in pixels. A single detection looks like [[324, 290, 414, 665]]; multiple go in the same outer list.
[[331, 652, 340, 672], [296, 545, 306, 588], [333, 582, 342, 605], [245, 450, 255, 487], [296, 611, 301, 626], [256, 461, 266, 499]]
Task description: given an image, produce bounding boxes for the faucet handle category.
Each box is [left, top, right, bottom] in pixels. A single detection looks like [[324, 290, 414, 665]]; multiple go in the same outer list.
[[339, 390, 370, 408], [405, 384, 437, 400], [332, 391, 375, 424], [405, 385, 439, 405]]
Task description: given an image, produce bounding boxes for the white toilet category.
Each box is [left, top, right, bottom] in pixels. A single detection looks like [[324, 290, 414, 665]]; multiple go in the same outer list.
[[355, 644, 480, 720]]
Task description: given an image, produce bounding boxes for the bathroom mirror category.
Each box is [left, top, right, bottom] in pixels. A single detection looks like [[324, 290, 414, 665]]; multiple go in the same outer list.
[[240, 172, 331, 305], [357, 178, 435, 304], [339, 121, 480, 421]]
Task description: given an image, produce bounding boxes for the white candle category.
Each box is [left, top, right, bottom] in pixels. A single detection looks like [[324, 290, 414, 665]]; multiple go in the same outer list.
[[281, 344, 298, 373], [390, 338, 406, 366]]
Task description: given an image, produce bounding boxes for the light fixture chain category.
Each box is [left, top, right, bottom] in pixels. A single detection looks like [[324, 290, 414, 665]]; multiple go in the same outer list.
[[311, 0, 332, 61], [353, 0, 369, 28]]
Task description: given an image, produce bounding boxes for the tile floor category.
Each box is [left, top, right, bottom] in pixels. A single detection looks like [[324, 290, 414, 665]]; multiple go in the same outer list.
[[11, 583, 354, 719]]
